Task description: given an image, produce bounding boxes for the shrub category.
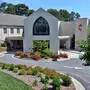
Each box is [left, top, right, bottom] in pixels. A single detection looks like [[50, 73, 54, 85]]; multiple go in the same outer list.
[[79, 40, 88, 51], [40, 75, 49, 84], [18, 69, 26, 75], [5, 64, 11, 69], [20, 52, 26, 58], [8, 64, 14, 71], [60, 75, 72, 86], [1, 64, 6, 69], [32, 68, 39, 75], [15, 51, 23, 56], [52, 53, 60, 60], [81, 52, 90, 65], [34, 66, 43, 72], [36, 72, 42, 77], [26, 52, 31, 58], [26, 69, 33, 75], [41, 49, 54, 58], [1, 43, 7, 47], [15, 52, 32, 58], [43, 68, 60, 79], [80, 29, 90, 65], [13, 68, 18, 73], [1, 64, 10, 69], [0, 63, 4, 67], [52, 78, 61, 90], [40, 77, 45, 84], [30, 52, 35, 55], [32, 80, 38, 86], [59, 53, 68, 58], [15, 64, 27, 70], [40, 77, 48, 84], [31, 54, 41, 60], [51, 73, 60, 79], [52, 53, 68, 59], [43, 84, 48, 90], [42, 68, 51, 75], [45, 75, 50, 81]]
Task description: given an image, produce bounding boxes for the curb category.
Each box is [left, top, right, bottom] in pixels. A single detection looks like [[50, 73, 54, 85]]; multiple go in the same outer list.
[[57, 71, 85, 90], [71, 77, 85, 90]]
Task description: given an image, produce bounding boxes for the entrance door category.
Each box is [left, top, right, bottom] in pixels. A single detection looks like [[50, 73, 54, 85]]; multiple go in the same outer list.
[[11, 40, 23, 51], [70, 34, 75, 49]]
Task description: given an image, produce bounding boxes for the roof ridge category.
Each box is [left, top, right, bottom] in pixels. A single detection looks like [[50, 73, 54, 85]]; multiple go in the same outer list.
[[0, 13, 26, 18]]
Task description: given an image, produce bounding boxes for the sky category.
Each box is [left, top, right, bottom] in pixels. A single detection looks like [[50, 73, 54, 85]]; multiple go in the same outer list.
[[2, 0, 90, 18]]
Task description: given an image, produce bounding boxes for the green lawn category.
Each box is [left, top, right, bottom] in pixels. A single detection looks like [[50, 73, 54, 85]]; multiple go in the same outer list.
[[0, 71, 32, 90]]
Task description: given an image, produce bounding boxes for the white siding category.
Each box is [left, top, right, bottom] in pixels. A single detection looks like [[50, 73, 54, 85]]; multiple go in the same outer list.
[[0, 26, 23, 44]]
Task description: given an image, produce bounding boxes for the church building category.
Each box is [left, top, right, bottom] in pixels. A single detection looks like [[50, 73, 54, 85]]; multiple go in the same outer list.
[[0, 8, 89, 52], [23, 8, 89, 52]]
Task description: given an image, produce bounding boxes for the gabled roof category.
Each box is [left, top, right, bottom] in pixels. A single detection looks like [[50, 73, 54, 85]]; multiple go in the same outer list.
[[0, 8, 59, 26], [25, 8, 60, 21], [0, 13, 26, 26], [36, 8, 60, 21]]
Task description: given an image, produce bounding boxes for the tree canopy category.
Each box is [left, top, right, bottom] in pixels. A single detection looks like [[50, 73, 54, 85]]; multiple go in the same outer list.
[[47, 9, 80, 21], [0, 2, 80, 21], [0, 2, 34, 16]]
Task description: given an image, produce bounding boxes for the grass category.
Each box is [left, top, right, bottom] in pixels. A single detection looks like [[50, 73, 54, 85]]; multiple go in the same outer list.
[[0, 71, 32, 90]]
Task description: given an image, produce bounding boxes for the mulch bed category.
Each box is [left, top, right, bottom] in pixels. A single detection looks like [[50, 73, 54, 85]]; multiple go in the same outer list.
[[0, 69, 76, 90]]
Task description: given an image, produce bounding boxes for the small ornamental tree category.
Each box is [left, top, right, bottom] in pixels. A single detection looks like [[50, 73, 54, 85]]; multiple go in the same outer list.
[[81, 28, 90, 65], [33, 40, 49, 52]]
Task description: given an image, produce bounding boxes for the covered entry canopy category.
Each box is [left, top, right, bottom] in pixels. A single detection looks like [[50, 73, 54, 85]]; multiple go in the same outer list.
[[58, 36, 71, 49], [6, 36, 23, 40], [5, 36, 23, 51]]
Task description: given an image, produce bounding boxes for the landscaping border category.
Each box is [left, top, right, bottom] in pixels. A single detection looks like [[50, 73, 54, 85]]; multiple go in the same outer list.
[[0, 66, 85, 90], [12, 54, 71, 62]]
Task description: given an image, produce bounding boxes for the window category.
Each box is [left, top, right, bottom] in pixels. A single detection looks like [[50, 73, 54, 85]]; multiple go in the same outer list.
[[11, 28, 14, 34], [33, 17, 50, 35], [3, 28, 7, 34], [17, 28, 20, 34]]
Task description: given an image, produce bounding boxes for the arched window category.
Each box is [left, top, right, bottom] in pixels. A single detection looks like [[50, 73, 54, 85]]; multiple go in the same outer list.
[[33, 17, 50, 35]]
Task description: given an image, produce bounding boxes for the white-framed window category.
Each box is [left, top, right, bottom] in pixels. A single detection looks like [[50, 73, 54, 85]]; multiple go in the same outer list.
[[10, 28, 14, 34], [3, 28, 7, 34], [17, 28, 20, 34]]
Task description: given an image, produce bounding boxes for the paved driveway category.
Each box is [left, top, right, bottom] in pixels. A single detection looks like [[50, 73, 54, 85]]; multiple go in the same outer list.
[[0, 53, 90, 90]]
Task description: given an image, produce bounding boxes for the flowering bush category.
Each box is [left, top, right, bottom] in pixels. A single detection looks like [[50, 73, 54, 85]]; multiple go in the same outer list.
[[15, 51, 23, 56], [59, 53, 68, 58], [31, 54, 41, 60], [15, 51, 68, 61], [52, 53, 68, 60]]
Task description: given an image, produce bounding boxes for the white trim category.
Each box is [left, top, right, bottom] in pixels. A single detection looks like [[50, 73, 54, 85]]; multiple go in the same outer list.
[[58, 36, 71, 39]]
